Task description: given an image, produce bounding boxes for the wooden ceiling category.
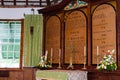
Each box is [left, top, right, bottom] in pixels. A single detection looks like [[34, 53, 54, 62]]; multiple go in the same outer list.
[[0, 0, 104, 8], [0, 0, 62, 7]]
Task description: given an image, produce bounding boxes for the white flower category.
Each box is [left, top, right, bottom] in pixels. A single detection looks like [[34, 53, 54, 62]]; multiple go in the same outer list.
[[103, 54, 107, 58], [111, 49, 115, 55], [110, 62, 113, 64], [107, 63, 110, 65], [108, 50, 110, 53], [104, 66, 107, 69], [108, 55, 112, 58], [106, 58, 109, 62], [101, 64, 105, 68], [100, 61, 102, 63]]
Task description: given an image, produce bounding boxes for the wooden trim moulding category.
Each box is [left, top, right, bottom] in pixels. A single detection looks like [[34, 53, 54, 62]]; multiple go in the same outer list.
[[38, 0, 90, 14]]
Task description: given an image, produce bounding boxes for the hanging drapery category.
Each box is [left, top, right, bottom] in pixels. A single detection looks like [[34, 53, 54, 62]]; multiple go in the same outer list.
[[24, 14, 43, 66]]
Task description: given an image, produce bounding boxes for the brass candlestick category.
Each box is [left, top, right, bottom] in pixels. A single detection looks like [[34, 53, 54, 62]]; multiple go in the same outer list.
[[58, 49, 62, 69], [58, 60, 62, 69], [50, 48, 53, 68], [82, 46, 87, 69], [96, 46, 99, 69], [67, 43, 74, 69], [96, 55, 99, 69], [82, 55, 86, 69], [50, 58, 52, 68], [67, 50, 74, 69]]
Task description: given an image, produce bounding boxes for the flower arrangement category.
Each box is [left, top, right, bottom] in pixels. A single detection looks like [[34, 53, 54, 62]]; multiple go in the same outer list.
[[97, 50, 117, 71], [37, 55, 51, 69], [34, 50, 52, 69]]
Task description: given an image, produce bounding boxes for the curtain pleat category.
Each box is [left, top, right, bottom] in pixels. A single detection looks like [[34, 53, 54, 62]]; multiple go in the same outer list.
[[24, 14, 43, 66]]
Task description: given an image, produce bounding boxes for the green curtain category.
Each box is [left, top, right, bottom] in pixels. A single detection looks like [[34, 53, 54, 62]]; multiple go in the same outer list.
[[23, 14, 43, 66]]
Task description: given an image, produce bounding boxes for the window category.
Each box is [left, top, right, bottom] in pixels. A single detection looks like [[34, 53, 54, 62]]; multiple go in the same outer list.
[[0, 20, 23, 69]]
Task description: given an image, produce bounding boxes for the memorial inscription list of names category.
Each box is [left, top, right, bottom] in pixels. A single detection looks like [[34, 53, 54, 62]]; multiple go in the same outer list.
[[65, 11, 87, 64], [92, 4, 116, 64]]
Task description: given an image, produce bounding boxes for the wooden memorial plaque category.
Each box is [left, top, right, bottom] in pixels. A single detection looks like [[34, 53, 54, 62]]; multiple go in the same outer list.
[[92, 4, 116, 64], [45, 16, 61, 64], [65, 10, 87, 64]]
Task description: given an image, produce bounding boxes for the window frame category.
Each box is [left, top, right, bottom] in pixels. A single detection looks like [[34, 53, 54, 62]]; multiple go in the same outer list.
[[0, 19, 24, 70]]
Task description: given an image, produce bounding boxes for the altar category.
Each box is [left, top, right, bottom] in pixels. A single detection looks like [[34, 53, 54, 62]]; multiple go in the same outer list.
[[36, 70, 87, 80]]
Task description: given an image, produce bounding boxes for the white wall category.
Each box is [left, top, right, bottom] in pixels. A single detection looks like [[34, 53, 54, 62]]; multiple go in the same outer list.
[[0, 8, 42, 19]]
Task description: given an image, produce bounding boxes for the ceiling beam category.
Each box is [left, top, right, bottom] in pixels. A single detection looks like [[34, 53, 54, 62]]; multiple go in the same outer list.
[[1, 0, 4, 6], [46, 0, 51, 6], [38, 0, 90, 14], [53, 0, 58, 3], [38, 0, 73, 14], [39, 0, 42, 6], [14, 0, 16, 5], [26, 0, 28, 5], [0, 0, 61, 7]]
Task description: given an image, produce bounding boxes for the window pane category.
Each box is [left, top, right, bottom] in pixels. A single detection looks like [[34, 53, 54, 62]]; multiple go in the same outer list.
[[15, 39, 20, 43], [14, 45, 20, 51], [2, 52, 7, 59], [0, 21, 21, 68], [8, 44, 13, 51], [2, 45, 7, 51], [14, 52, 20, 59], [8, 52, 13, 59]]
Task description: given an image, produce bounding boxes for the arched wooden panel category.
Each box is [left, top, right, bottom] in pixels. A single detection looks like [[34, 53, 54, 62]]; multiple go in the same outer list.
[[45, 15, 61, 64], [92, 4, 116, 64], [65, 10, 87, 64]]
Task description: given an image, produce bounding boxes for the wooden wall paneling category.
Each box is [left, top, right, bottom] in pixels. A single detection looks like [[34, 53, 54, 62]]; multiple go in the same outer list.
[[99, 71, 120, 80], [88, 71, 99, 80], [9, 71, 23, 80], [42, 15, 47, 55], [0, 78, 8, 80], [64, 10, 87, 64], [91, 3, 116, 64], [39, 0, 119, 70], [99, 73, 111, 80], [116, 0, 120, 67], [87, 2, 92, 67], [45, 15, 61, 64], [88, 70, 120, 80], [23, 67, 36, 80], [42, 12, 65, 67], [57, 12, 66, 66], [32, 68, 37, 80], [0, 70, 9, 77], [110, 76, 120, 80], [9, 71, 16, 80], [15, 71, 23, 80], [99, 76, 111, 80], [91, 0, 112, 5]]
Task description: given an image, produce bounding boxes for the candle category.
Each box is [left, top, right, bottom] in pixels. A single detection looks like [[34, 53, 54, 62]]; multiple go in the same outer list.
[[45, 50, 48, 61], [51, 48, 53, 64], [59, 49, 61, 57], [84, 46, 86, 56], [97, 46, 99, 56], [59, 48, 61, 68], [59, 49, 61, 63], [51, 48, 53, 58]]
